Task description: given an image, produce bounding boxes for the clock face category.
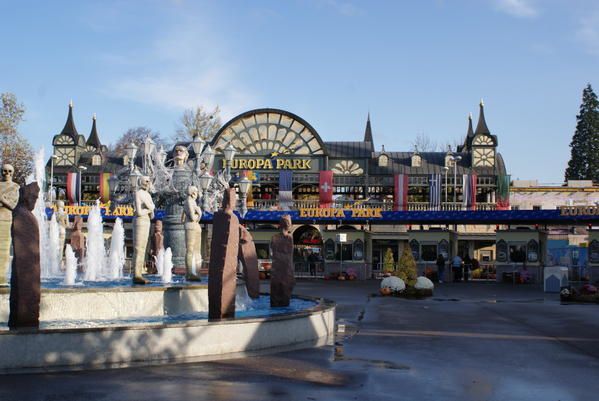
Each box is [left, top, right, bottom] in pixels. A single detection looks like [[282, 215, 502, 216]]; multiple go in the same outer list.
[[55, 148, 75, 166], [473, 148, 495, 167]]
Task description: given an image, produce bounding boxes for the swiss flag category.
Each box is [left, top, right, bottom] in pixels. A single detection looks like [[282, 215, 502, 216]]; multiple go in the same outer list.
[[319, 171, 333, 208]]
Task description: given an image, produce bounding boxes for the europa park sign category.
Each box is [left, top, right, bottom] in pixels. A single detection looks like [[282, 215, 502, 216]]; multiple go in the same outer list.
[[299, 208, 383, 219]]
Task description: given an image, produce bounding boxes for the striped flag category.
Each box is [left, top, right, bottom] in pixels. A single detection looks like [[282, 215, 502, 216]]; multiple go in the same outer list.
[[319, 170, 334, 208], [66, 172, 80, 205], [279, 170, 293, 210], [429, 173, 442, 210], [462, 174, 478, 210], [394, 174, 409, 211], [496, 175, 511, 210], [99, 173, 111, 203]]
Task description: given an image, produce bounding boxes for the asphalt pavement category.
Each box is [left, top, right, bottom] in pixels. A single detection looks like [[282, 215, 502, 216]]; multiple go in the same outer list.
[[1, 280, 598, 401]]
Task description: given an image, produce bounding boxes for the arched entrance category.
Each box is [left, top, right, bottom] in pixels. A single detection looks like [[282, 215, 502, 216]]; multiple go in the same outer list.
[[292, 225, 323, 276]]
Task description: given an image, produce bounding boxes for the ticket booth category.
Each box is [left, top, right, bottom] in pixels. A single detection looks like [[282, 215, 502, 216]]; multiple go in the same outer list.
[[408, 228, 457, 278], [588, 229, 599, 281], [495, 228, 547, 283]]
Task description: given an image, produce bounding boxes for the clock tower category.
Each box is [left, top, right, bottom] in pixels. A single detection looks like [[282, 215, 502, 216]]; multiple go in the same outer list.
[[52, 101, 86, 167], [470, 100, 497, 169]]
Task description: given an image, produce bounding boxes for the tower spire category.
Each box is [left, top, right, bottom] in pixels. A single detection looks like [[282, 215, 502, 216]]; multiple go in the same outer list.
[[474, 99, 490, 135], [364, 112, 374, 147], [467, 112, 474, 138], [59, 101, 79, 141], [86, 113, 102, 151]]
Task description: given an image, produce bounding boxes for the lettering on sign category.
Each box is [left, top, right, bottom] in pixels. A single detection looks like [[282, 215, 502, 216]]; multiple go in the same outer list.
[[299, 208, 383, 219], [52, 203, 135, 217], [226, 158, 312, 170], [559, 206, 599, 216]]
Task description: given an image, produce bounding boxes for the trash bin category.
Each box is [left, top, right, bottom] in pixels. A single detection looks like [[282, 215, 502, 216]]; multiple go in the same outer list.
[[544, 266, 568, 293]]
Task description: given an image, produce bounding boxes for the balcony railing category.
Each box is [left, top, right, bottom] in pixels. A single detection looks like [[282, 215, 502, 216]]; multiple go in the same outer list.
[[249, 200, 497, 211]]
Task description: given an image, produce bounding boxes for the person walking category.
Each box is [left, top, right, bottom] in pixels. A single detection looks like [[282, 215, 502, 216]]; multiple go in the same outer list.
[[452, 254, 463, 282], [463, 254, 472, 282], [436, 254, 445, 283]]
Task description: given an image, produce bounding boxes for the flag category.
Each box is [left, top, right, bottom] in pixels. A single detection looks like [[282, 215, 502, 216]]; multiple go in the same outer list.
[[462, 174, 478, 210], [319, 170, 334, 208], [394, 174, 409, 211], [66, 172, 80, 205], [496, 175, 511, 210], [279, 170, 293, 210], [99, 173, 111, 203], [429, 173, 441, 210]]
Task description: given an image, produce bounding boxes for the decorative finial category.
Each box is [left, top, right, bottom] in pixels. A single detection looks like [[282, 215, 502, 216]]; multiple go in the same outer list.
[[381, 144, 385, 152], [92, 113, 96, 120], [69, 99, 73, 108], [480, 98, 484, 107], [468, 112, 472, 120]]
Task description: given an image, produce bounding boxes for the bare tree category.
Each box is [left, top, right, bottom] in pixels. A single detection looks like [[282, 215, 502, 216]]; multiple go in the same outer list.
[[0, 93, 33, 184], [111, 127, 163, 156], [173, 105, 222, 143], [412, 132, 437, 152]]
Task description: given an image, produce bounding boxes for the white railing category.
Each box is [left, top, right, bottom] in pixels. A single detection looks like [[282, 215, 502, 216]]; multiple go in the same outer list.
[[250, 200, 496, 211]]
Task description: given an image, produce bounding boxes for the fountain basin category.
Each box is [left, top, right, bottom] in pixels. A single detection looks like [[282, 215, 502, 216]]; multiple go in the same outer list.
[[0, 295, 335, 373], [0, 277, 244, 322]]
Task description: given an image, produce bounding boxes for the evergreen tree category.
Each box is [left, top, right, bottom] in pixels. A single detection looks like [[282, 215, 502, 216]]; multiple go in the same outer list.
[[396, 248, 418, 287], [383, 248, 395, 273], [565, 84, 599, 183]]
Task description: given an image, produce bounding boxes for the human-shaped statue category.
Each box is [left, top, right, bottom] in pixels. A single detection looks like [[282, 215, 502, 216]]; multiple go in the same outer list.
[[270, 214, 295, 307], [183, 185, 202, 281], [8, 182, 40, 329], [0, 164, 19, 286], [70, 215, 85, 269], [173, 145, 189, 169], [132, 176, 155, 284], [55, 200, 69, 264], [208, 188, 240, 319], [150, 219, 164, 274]]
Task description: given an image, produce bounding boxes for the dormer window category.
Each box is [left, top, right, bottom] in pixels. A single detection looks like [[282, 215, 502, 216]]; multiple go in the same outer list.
[[411, 153, 422, 167], [91, 154, 102, 166], [378, 154, 389, 167]]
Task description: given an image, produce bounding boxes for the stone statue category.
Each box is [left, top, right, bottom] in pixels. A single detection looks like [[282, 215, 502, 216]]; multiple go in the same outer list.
[[132, 176, 155, 285], [270, 214, 295, 307], [208, 188, 240, 319], [8, 182, 40, 329], [239, 225, 260, 299], [150, 219, 164, 274], [70, 215, 86, 268], [0, 164, 19, 286], [173, 145, 189, 169], [183, 185, 202, 281], [55, 200, 69, 263]]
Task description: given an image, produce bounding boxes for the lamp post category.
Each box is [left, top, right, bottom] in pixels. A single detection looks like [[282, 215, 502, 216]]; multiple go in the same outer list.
[[442, 166, 449, 207], [77, 166, 87, 205], [223, 143, 236, 182], [124, 143, 138, 173], [238, 177, 251, 218], [450, 155, 462, 204], [142, 136, 156, 175], [49, 154, 59, 203], [199, 171, 213, 211], [129, 168, 142, 194]]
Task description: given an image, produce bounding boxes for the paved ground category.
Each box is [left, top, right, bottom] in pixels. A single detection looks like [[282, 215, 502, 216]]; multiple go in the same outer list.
[[1, 280, 599, 401]]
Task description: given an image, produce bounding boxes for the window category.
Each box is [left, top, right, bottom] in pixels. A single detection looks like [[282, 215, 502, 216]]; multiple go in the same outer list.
[[410, 239, 420, 260], [378, 154, 389, 167], [324, 239, 335, 260], [527, 240, 539, 262], [255, 243, 270, 259], [496, 240, 508, 262], [411, 154, 422, 167], [438, 239, 449, 260], [509, 244, 527, 263], [91, 155, 102, 166], [421, 244, 438, 262], [532, 205, 541, 211], [353, 239, 364, 260]]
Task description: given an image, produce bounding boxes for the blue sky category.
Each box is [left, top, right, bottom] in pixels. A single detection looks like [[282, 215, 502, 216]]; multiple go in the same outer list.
[[2, 0, 598, 183]]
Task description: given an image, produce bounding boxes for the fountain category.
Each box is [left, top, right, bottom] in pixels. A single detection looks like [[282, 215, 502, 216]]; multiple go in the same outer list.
[[63, 245, 77, 286], [107, 218, 125, 279], [83, 202, 105, 281]]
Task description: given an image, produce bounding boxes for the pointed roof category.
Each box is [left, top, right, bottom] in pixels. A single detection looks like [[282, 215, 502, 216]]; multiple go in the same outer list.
[[86, 113, 102, 150], [475, 99, 491, 135], [467, 112, 474, 137], [59, 101, 80, 141], [364, 113, 374, 145]]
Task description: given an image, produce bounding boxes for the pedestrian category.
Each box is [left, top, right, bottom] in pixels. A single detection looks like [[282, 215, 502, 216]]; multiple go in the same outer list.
[[308, 252, 317, 277], [463, 254, 472, 282], [436, 254, 445, 283], [452, 254, 463, 282]]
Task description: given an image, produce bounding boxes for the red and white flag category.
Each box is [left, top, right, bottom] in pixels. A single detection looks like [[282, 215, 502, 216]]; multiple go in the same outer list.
[[394, 174, 409, 211], [319, 171, 333, 208], [66, 172, 80, 205]]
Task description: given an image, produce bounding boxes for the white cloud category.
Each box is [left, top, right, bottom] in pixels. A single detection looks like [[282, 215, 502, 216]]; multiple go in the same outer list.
[[493, 0, 538, 18], [577, 12, 599, 56], [101, 16, 257, 119]]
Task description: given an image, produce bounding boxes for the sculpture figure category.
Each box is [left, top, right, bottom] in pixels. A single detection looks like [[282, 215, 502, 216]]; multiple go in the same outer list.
[[132, 176, 155, 284], [270, 214, 295, 307], [55, 200, 69, 263], [8, 182, 40, 329], [70, 215, 86, 268], [150, 219, 164, 274], [183, 185, 202, 281], [0, 164, 19, 286], [173, 145, 189, 169], [208, 188, 240, 319], [239, 225, 260, 299]]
